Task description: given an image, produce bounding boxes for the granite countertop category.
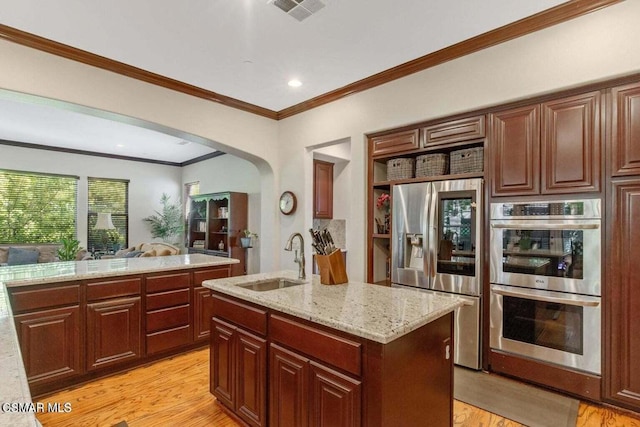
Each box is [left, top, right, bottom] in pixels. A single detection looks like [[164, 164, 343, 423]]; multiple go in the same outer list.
[[203, 270, 464, 344], [0, 254, 237, 427]]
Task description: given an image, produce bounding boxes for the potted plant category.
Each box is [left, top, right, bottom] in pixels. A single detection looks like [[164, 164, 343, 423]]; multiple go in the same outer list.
[[143, 193, 183, 245], [241, 230, 258, 248], [57, 237, 83, 261]]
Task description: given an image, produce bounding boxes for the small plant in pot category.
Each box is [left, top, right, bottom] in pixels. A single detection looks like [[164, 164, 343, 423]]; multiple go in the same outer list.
[[241, 230, 258, 248], [57, 237, 84, 261]]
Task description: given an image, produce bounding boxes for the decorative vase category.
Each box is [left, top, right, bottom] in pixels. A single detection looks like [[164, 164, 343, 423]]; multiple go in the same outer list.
[[240, 237, 252, 248]]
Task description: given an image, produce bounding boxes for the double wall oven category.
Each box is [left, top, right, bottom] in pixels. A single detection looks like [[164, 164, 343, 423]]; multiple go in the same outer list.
[[489, 199, 602, 375]]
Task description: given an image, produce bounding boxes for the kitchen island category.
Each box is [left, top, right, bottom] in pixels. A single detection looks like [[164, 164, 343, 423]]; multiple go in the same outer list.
[[204, 270, 464, 427], [0, 254, 238, 427]]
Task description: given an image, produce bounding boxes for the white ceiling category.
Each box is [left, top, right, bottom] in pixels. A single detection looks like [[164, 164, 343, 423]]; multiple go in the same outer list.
[[0, 0, 569, 162]]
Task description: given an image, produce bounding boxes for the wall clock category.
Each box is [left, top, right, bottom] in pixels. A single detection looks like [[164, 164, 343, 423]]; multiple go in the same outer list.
[[279, 191, 297, 215]]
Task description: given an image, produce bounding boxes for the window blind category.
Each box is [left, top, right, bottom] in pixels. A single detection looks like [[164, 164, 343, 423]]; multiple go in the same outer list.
[[87, 177, 129, 251], [0, 169, 79, 244]]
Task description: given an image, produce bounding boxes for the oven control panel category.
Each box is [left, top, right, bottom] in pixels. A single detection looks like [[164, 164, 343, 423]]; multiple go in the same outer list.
[[491, 199, 601, 220]]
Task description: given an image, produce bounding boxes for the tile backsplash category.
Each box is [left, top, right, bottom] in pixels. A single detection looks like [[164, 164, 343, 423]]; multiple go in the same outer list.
[[312, 219, 346, 249]]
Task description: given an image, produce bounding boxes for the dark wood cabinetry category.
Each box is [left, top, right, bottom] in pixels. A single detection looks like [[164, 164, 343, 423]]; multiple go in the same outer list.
[[211, 316, 268, 427], [212, 295, 268, 427], [145, 272, 192, 355], [14, 305, 81, 388], [313, 160, 334, 219], [489, 104, 540, 196], [86, 297, 141, 370], [8, 265, 230, 396], [489, 92, 601, 197], [611, 82, 640, 176], [10, 283, 82, 391], [86, 277, 142, 371], [370, 129, 419, 156], [187, 191, 247, 276], [423, 115, 485, 147], [605, 179, 640, 411], [211, 291, 452, 427]]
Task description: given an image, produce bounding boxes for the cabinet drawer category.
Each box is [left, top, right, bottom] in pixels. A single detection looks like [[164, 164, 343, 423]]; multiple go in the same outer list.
[[146, 325, 191, 355], [193, 267, 230, 285], [371, 129, 419, 156], [270, 314, 361, 376], [9, 283, 81, 313], [87, 277, 141, 301], [212, 294, 267, 336], [146, 288, 190, 311], [146, 272, 190, 293], [146, 305, 190, 333], [422, 115, 485, 147]]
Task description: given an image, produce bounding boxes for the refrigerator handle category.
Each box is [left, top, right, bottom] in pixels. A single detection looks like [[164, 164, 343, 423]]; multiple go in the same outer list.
[[427, 194, 438, 279]]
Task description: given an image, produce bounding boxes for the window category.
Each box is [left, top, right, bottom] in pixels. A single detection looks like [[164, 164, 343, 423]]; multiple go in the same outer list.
[[184, 181, 200, 241], [88, 178, 129, 251], [0, 169, 78, 243], [184, 181, 200, 220]]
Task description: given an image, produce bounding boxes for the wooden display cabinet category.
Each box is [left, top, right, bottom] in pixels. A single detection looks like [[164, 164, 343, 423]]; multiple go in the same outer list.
[[187, 191, 248, 276]]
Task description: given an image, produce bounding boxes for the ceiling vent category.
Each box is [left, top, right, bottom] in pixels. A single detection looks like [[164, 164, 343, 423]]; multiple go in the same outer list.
[[272, 0, 325, 22]]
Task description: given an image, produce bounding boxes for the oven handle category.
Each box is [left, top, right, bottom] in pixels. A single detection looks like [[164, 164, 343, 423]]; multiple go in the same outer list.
[[492, 287, 600, 307], [491, 223, 599, 230]]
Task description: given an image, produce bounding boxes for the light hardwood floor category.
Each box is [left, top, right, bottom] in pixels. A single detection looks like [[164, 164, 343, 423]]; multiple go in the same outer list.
[[36, 348, 640, 427]]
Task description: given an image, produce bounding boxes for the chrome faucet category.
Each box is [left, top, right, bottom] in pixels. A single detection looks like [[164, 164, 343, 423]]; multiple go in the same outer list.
[[284, 232, 306, 280]]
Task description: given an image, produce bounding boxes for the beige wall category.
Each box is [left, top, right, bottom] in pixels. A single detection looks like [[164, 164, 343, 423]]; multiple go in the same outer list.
[[1, 1, 639, 279]]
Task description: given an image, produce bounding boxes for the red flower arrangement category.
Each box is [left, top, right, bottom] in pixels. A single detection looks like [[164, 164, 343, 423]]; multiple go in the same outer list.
[[376, 193, 390, 211]]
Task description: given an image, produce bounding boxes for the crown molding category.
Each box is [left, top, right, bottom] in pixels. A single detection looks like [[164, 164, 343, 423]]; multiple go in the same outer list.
[[0, 24, 279, 120], [0, 0, 621, 121], [277, 0, 621, 119]]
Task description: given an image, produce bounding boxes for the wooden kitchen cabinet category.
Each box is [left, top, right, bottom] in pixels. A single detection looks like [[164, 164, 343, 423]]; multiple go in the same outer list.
[[370, 128, 419, 156], [313, 160, 333, 219], [193, 266, 230, 342], [86, 297, 142, 371], [211, 296, 268, 427], [211, 318, 267, 427], [9, 282, 82, 392], [489, 104, 541, 196], [86, 276, 142, 371], [605, 179, 640, 412], [422, 115, 485, 147], [611, 82, 640, 176], [211, 291, 450, 427], [145, 272, 192, 355], [14, 305, 82, 388], [269, 343, 310, 427], [489, 91, 601, 196]]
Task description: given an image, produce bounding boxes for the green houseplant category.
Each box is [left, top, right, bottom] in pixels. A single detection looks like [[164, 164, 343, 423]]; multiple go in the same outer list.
[[143, 193, 183, 245], [57, 237, 83, 261], [240, 230, 258, 248]]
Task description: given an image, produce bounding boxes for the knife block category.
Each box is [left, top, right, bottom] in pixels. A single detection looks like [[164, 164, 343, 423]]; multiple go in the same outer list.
[[315, 249, 348, 285]]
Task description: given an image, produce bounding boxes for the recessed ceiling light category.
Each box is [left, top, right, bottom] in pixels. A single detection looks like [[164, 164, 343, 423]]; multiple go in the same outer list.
[[115, 144, 125, 148], [288, 79, 302, 87]]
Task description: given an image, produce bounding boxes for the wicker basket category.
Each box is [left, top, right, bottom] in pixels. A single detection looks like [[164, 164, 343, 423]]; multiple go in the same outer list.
[[450, 147, 484, 174], [416, 153, 449, 177], [386, 158, 414, 180]]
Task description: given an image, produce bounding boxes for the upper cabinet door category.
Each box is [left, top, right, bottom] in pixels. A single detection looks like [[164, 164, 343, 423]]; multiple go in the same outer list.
[[489, 105, 540, 197], [612, 82, 640, 177], [314, 160, 334, 219], [370, 129, 419, 156], [422, 115, 485, 148], [541, 91, 601, 194]]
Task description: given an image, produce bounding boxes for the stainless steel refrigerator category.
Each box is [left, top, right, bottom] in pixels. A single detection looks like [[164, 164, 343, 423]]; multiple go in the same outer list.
[[391, 178, 483, 369]]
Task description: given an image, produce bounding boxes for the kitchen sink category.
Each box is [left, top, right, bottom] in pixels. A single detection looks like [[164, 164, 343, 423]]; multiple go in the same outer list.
[[238, 278, 306, 292]]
